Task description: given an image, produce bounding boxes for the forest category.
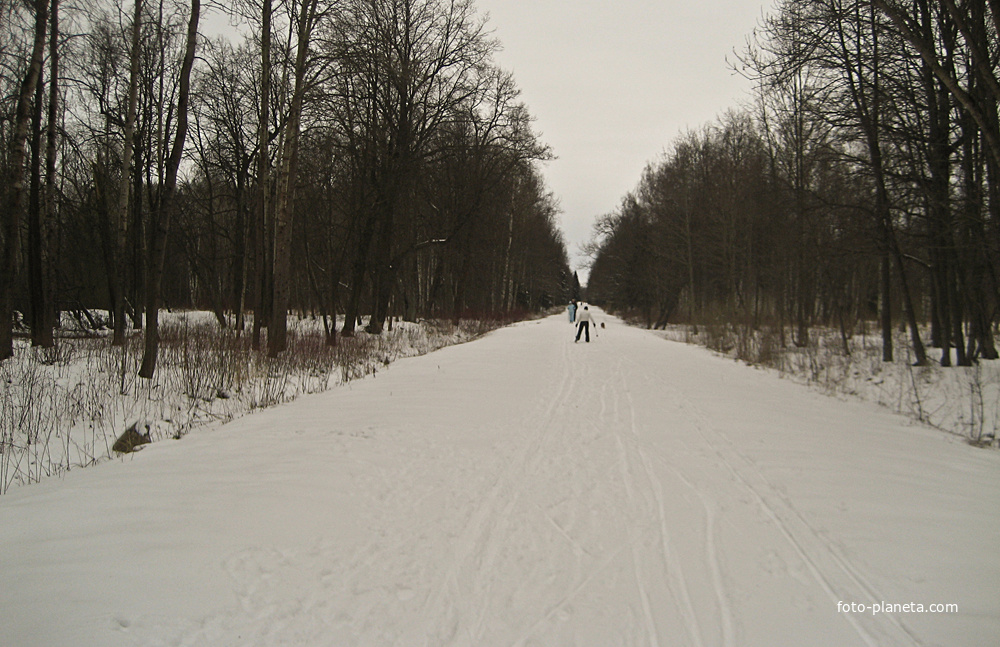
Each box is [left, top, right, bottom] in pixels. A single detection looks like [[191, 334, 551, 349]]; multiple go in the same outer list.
[[587, 0, 1000, 368], [0, 0, 571, 376]]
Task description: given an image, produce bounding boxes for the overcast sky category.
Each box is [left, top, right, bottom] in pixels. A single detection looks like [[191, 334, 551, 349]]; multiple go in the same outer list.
[[474, 0, 771, 281]]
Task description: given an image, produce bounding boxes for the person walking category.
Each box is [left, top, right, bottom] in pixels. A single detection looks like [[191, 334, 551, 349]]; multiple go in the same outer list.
[[568, 300, 577, 323], [575, 305, 592, 342]]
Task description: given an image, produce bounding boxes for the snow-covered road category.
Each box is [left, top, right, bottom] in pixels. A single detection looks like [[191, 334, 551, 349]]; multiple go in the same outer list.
[[2, 311, 997, 646]]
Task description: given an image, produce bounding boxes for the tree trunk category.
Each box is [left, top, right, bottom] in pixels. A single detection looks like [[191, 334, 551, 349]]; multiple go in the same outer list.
[[233, 171, 248, 332], [268, 0, 319, 357], [880, 252, 893, 362], [27, 29, 49, 347], [110, 0, 143, 346], [130, 130, 145, 331], [365, 201, 396, 334], [252, 0, 272, 351], [892, 240, 928, 366], [42, 0, 59, 342], [341, 211, 376, 337], [138, 0, 200, 379], [1, 0, 48, 361]]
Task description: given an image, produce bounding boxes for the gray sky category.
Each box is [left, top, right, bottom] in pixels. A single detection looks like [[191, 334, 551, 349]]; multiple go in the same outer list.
[[475, 0, 770, 281]]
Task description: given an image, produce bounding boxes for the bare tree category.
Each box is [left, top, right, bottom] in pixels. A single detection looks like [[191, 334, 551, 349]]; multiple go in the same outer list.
[[253, 0, 273, 349], [27, 0, 59, 348], [138, 0, 200, 378], [1, 0, 567, 361], [1, 0, 48, 361], [327, 0, 499, 336], [874, 0, 1000, 170], [107, 0, 144, 346], [268, 0, 322, 357]]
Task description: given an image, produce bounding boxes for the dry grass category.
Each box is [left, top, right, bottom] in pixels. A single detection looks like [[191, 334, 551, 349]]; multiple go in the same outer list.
[[656, 321, 1000, 445], [1, 313, 512, 494]]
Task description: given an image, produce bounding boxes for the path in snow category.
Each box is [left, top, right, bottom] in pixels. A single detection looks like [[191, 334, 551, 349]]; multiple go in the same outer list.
[[1, 311, 997, 646]]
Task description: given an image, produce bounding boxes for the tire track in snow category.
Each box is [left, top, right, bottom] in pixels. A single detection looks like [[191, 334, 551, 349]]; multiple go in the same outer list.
[[604, 360, 659, 646], [534, 501, 593, 558], [507, 336, 634, 646]]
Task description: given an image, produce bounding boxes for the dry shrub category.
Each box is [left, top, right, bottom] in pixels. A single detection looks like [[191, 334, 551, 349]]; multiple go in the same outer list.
[[2, 311, 517, 493], [704, 324, 735, 354]]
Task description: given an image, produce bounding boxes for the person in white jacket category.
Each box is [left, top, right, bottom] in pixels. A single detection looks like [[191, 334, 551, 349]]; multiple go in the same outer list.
[[575, 305, 592, 342]]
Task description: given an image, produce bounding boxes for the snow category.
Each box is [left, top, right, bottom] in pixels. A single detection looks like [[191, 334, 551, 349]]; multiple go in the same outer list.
[[655, 323, 1000, 443], [1, 310, 997, 646], [0, 312, 489, 492]]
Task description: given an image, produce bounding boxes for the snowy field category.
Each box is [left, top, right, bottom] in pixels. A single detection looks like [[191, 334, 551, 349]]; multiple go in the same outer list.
[[0, 312, 494, 493], [654, 322, 1000, 444], [1, 309, 997, 646]]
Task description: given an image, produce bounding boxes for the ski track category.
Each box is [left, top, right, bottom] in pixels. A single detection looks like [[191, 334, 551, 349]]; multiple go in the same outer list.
[[422, 325, 582, 646], [617, 363, 713, 647], [619, 352, 924, 647], [2, 311, 997, 647]]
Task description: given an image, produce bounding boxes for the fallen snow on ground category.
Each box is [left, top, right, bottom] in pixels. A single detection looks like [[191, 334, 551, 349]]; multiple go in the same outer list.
[[0, 313, 491, 492], [1, 310, 997, 646], [655, 323, 1000, 443]]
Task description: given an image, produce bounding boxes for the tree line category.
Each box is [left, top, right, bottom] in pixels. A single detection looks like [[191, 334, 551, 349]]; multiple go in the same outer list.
[[587, 0, 999, 366], [1, 0, 570, 375]]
